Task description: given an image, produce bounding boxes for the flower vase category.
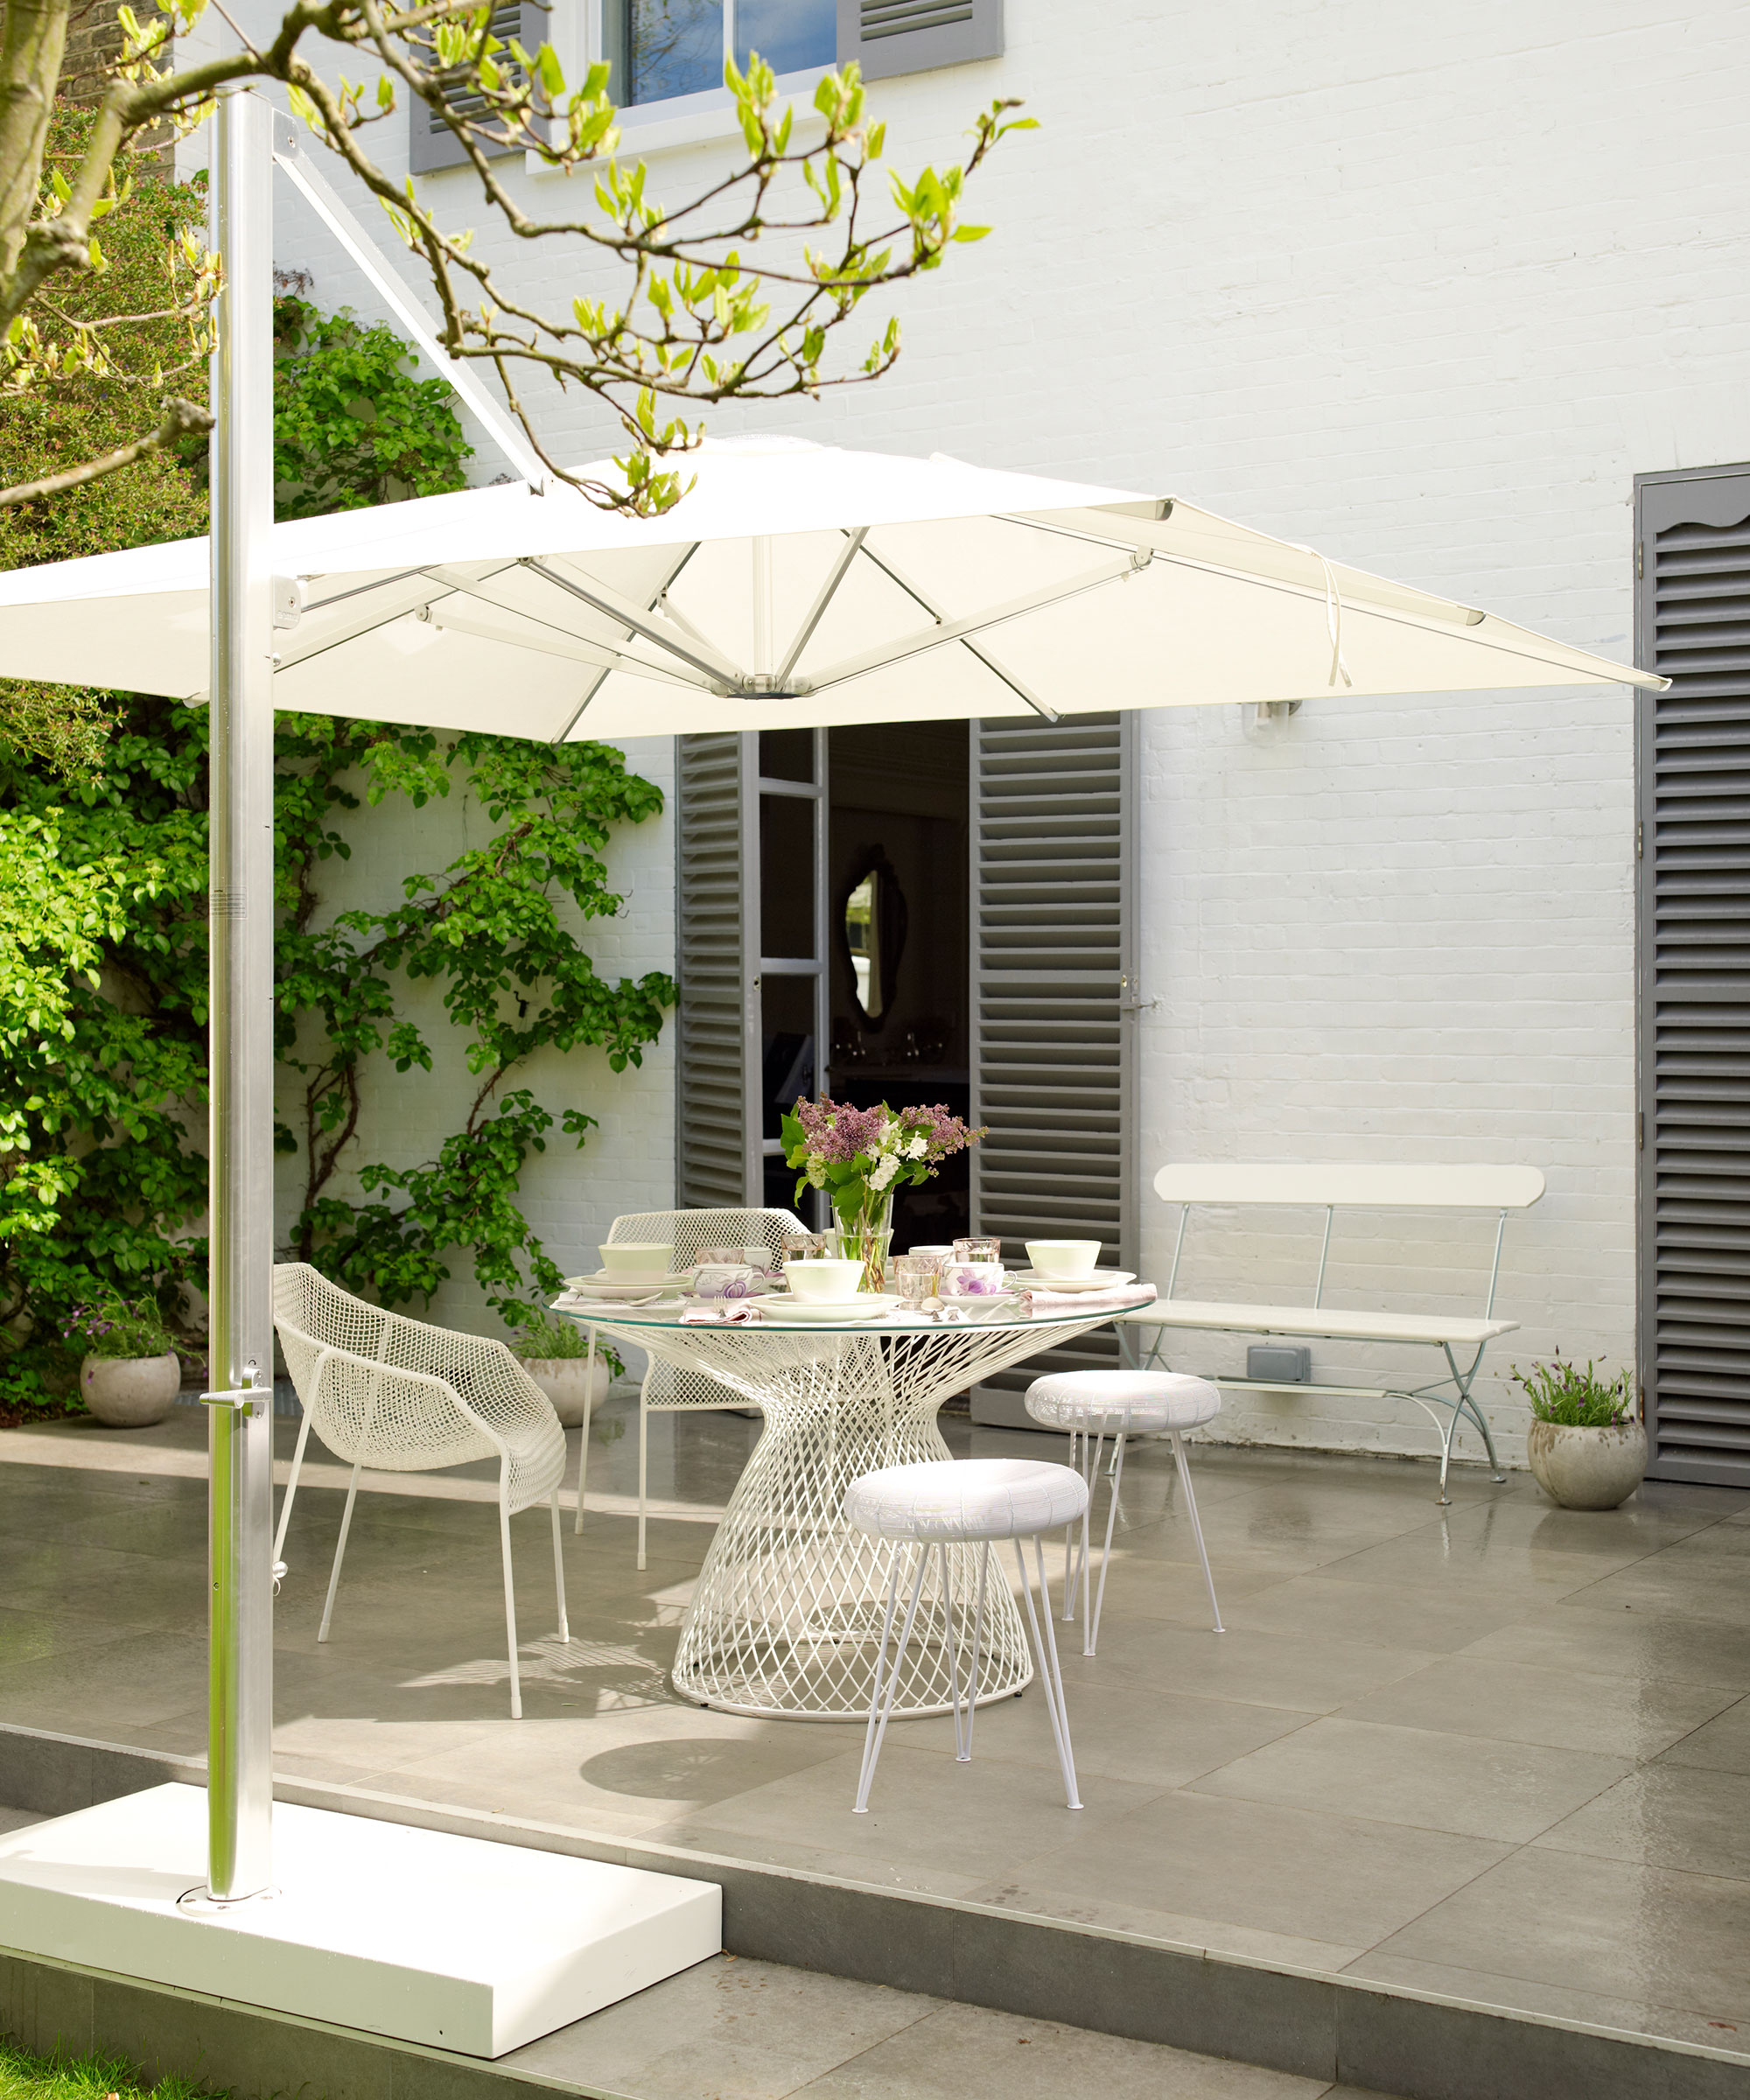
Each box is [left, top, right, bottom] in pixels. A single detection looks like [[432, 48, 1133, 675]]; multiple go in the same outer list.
[[835, 1196, 894, 1292]]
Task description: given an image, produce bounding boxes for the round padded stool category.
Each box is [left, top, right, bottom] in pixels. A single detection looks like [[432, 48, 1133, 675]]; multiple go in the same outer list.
[[1024, 1370, 1224, 1655], [844, 1458, 1090, 1814]]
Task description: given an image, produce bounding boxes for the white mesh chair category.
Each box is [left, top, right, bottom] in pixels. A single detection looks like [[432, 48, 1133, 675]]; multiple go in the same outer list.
[[272, 1262, 570, 1719], [844, 1458, 1089, 1814], [575, 1208, 805, 1567], [1024, 1368, 1224, 1655]]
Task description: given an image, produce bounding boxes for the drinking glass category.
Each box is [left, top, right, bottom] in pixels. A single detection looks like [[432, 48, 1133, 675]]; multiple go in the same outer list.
[[892, 1255, 940, 1307], [953, 1236, 1002, 1265]]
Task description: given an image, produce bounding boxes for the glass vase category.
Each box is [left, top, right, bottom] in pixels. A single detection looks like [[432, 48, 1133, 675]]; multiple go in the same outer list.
[[835, 1194, 894, 1293]]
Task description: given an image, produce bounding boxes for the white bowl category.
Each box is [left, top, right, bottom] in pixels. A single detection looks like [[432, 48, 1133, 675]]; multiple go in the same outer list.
[[601, 1242, 674, 1276], [786, 1257, 865, 1304], [1025, 1239, 1101, 1280]]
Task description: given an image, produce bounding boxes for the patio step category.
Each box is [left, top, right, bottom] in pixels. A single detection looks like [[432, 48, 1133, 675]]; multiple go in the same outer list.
[[0, 1723, 1745, 2100]]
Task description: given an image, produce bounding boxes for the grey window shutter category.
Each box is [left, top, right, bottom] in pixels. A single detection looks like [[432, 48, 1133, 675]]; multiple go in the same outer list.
[[836, 0, 1000, 81], [1636, 463, 1750, 1485], [970, 712, 1138, 1424], [676, 732, 758, 1208], [410, 0, 546, 173]]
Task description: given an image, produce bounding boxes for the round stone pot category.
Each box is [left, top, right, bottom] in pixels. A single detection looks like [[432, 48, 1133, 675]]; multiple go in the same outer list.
[[80, 1351, 181, 1428], [520, 1354, 611, 1426], [1527, 1418, 1648, 1510]]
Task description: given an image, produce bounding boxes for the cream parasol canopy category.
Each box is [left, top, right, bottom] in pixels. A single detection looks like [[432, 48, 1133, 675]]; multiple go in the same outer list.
[[0, 432, 1662, 735]]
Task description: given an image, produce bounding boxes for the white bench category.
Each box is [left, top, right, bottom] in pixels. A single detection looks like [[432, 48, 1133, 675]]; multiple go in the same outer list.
[[1115, 1164, 1546, 1502]]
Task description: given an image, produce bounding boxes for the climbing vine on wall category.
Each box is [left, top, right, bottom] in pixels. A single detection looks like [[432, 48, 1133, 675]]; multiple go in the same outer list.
[[0, 121, 674, 1408]]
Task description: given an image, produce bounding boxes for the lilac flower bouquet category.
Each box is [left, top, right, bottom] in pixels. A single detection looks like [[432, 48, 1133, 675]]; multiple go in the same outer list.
[[781, 1096, 985, 1292]]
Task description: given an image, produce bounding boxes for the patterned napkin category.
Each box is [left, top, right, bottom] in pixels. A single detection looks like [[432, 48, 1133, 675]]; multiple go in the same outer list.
[[679, 1302, 766, 1326], [1020, 1282, 1158, 1318]]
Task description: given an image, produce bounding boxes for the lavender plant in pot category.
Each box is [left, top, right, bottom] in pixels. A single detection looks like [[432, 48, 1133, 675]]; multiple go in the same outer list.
[[512, 1312, 620, 1427], [1513, 1354, 1646, 1510], [65, 1294, 184, 1428]]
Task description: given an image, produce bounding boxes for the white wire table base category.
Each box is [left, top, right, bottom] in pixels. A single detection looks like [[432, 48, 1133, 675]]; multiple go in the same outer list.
[[589, 1315, 1113, 1719]]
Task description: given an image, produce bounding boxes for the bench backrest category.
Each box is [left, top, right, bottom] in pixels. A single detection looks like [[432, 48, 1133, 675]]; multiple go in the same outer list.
[[1152, 1163, 1544, 1317], [1153, 1164, 1544, 1211]]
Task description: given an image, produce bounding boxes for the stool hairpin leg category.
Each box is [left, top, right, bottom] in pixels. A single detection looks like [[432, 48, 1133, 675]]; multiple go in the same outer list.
[[855, 1543, 928, 1814]]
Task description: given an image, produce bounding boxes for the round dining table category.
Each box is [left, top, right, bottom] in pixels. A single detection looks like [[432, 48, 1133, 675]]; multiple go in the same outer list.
[[561, 1293, 1151, 1722]]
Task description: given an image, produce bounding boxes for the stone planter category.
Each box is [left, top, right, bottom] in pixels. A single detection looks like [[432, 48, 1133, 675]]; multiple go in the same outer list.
[[80, 1351, 181, 1429], [1527, 1417, 1648, 1510], [519, 1354, 611, 1427]]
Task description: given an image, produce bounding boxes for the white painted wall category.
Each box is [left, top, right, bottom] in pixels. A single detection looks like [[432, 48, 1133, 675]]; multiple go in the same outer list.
[[206, 2, 1750, 1453]]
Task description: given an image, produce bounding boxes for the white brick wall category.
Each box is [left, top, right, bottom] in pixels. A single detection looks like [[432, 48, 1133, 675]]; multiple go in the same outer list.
[[210, 2, 1750, 1445]]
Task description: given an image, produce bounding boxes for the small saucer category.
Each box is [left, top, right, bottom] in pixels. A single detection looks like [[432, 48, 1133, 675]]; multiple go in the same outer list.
[[771, 1294, 902, 1323], [1012, 1268, 1137, 1293]]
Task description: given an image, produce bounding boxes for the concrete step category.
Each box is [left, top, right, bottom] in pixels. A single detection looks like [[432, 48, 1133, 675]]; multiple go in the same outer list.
[[0, 1724, 1743, 2100]]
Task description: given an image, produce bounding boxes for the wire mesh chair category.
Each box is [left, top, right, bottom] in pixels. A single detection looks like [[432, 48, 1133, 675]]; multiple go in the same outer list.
[[573, 1208, 805, 1568], [271, 1262, 570, 1718]]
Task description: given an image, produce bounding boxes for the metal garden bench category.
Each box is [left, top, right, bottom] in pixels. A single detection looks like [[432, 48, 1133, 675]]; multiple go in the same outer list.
[[1113, 1164, 1546, 1502]]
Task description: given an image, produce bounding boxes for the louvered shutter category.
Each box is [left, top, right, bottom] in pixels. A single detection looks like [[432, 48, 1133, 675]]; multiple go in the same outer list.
[[1636, 464, 1750, 1485], [676, 732, 756, 1208], [969, 712, 1137, 1425], [835, 0, 1000, 81], [410, 0, 544, 172]]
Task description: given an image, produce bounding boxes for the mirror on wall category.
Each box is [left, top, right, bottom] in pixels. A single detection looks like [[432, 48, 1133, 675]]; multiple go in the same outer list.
[[840, 847, 907, 1031]]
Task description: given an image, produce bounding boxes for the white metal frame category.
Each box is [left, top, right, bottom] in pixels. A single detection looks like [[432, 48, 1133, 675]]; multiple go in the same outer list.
[[272, 1264, 570, 1720], [1126, 1163, 1545, 1503], [570, 1208, 805, 1564], [577, 1308, 1116, 1718]]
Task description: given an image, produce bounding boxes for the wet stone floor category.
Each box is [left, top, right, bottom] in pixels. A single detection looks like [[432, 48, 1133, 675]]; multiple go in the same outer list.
[[1, 1393, 1748, 2062]]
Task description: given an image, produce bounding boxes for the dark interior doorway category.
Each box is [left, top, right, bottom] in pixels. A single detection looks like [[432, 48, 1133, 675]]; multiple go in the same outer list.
[[826, 721, 970, 1249]]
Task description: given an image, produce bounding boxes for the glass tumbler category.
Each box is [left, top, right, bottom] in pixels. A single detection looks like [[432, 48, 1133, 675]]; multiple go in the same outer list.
[[892, 1254, 941, 1308], [953, 1236, 1002, 1266]]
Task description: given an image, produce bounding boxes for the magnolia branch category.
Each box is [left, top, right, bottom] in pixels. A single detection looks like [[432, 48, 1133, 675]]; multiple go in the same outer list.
[[0, 391, 209, 506]]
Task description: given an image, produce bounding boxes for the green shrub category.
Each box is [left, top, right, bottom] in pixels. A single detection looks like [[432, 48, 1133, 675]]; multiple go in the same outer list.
[[1511, 1354, 1637, 1429]]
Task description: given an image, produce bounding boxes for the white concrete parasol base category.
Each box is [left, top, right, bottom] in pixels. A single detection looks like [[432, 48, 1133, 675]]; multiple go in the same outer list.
[[0, 1783, 720, 2057]]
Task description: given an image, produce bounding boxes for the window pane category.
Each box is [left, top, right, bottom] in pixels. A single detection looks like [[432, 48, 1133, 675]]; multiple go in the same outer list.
[[606, 0, 724, 106], [759, 729, 813, 783], [734, 0, 834, 75], [760, 792, 816, 958]]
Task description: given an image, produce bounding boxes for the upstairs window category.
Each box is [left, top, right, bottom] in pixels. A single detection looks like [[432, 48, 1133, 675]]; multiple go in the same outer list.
[[604, 0, 836, 106]]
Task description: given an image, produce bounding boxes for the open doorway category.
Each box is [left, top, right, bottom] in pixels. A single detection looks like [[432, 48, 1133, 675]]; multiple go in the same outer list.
[[827, 722, 970, 1250]]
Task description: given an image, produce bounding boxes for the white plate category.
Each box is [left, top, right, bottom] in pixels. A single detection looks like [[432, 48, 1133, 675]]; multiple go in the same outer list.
[[1012, 1269, 1137, 1293], [769, 1294, 902, 1323], [564, 1273, 691, 1297]]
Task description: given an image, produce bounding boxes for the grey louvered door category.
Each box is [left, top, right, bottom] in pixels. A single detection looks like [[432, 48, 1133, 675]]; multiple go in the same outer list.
[[969, 713, 1138, 1422], [676, 732, 755, 1208], [1636, 464, 1750, 1484]]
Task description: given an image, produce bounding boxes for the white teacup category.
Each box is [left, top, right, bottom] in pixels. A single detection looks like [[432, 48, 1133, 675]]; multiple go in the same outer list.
[[1025, 1239, 1100, 1280], [601, 1241, 674, 1277], [786, 1257, 864, 1304]]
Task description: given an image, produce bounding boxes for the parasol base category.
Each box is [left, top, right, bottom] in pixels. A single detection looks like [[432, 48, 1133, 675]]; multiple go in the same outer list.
[[0, 1782, 718, 2058]]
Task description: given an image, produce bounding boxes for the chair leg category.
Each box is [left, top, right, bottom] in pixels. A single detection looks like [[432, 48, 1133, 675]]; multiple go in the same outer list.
[[938, 1543, 970, 1762], [574, 1326, 596, 1535], [1076, 1428, 1106, 1636], [1062, 1429, 1080, 1621], [550, 1490, 570, 1644], [637, 1386, 650, 1572], [500, 1498, 523, 1721], [962, 1542, 990, 1762], [1015, 1535, 1082, 1810], [273, 1410, 312, 1569], [854, 1544, 928, 1814], [317, 1460, 361, 1644], [1085, 1432, 1127, 1656], [1170, 1431, 1224, 1633]]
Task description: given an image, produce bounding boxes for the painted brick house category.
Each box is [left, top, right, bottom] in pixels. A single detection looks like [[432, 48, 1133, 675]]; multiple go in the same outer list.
[[194, 0, 1750, 1481]]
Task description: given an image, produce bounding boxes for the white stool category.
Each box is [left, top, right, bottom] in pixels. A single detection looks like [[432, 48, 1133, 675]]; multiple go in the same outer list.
[[1024, 1370, 1224, 1654], [844, 1458, 1090, 1814]]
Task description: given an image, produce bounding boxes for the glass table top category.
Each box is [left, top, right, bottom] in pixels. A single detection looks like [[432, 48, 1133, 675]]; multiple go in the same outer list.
[[550, 1296, 1114, 1335]]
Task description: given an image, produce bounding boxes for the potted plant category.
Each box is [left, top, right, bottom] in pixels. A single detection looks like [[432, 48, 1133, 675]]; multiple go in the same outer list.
[[64, 1293, 185, 1428], [511, 1312, 620, 1426], [780, 1096, 984, 1292], [1512, 1353, 1647, 1510]]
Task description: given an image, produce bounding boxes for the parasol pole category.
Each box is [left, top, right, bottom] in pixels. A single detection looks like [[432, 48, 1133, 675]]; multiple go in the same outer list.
[[198, 86, 276, 1905]]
